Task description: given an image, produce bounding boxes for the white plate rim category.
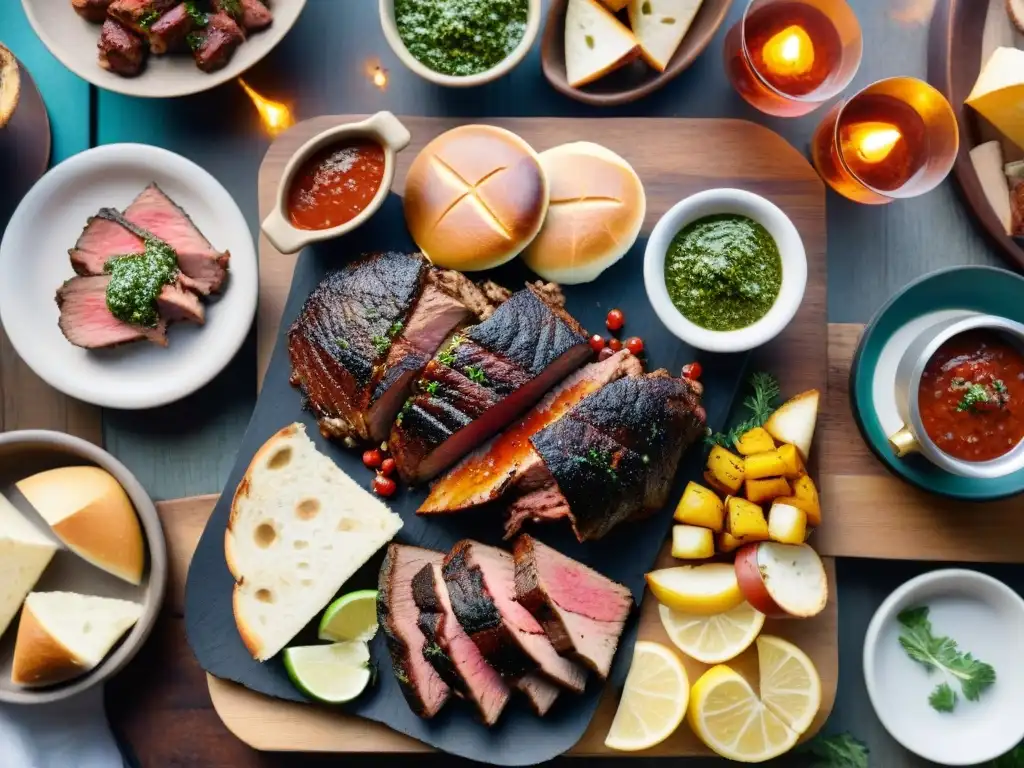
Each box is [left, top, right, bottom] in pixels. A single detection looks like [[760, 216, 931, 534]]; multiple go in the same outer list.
[[0, 142, 257, 410]]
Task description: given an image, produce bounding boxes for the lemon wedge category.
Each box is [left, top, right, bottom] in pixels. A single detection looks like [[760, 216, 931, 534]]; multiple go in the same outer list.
[[757, 635, 822, 735], [645, 564, 743, 615], [604, 641, 690, 752], [658, 601, 766, 664]]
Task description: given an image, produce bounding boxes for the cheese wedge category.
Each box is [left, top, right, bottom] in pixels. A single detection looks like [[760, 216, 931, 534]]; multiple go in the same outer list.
[[970, 141, 1014, 234], [0, 494, 57, 640], [628, 0, 704, 71], [966, 47, 1024, 151], [565, 0, 641, 88], [11, 591, 142, 687], [17, 466, 145, 585]]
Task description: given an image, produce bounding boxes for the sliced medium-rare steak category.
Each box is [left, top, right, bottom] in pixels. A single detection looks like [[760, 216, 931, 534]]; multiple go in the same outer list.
[[412, 561, 510, 725], [378, 544, 451, 718], [390, 284, 591, 484], [56, 276, 169, 348], [513, 534, 633, 678], [442, 540, 587, 692], [514, 673, 560, 716], [97, 18, 146, 77], [147, 4, 195, 54], [107, 0, 178, 32], [191, 12, 245, 72], [419, 350, 643, 515]]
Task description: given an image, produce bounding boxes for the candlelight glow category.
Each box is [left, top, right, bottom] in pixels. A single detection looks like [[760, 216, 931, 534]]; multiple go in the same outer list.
[[364, 60, 389, 91], [761, 25, 815, 78], [239, 78, 294, 137], [848, 122, 902, 164]]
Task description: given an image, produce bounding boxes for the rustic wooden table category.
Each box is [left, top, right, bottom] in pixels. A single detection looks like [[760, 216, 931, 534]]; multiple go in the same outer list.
[[3, 0, 1022, 766]]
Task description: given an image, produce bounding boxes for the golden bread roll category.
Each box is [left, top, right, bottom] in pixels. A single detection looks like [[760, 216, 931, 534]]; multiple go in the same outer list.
[[0, 44, 20, 130], [403, 125, 549, 272], [523, 142, 646, 284]]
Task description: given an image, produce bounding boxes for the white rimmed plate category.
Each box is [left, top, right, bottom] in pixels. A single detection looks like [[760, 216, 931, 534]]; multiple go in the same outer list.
[[0, 143, 257, 410], [864, 569, 1024, 765]]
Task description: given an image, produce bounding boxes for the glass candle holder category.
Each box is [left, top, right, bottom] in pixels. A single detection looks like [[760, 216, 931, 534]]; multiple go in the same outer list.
[[724, 0, 863, 117], [811, 77, 959, 205]]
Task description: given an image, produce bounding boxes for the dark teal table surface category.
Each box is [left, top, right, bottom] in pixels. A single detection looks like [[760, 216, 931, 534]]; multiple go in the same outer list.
[[1, 2, 1019, 766]]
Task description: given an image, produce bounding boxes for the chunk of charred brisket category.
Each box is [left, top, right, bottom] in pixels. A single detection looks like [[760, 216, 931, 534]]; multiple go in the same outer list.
[[97, 18, 147, 77], [72, 0, 114, 22], [147, 3, 195, 54], [107, 0, 179, 33], [190, 11, 244, 72]]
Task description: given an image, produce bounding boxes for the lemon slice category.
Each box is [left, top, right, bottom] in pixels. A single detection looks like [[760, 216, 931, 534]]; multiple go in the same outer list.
[[658, 601, 766, 664], [688, 665, 798, 763], [284, 641, 372, 704], [645, 564, 744, 615], [319, 589, 379, 642], [604, 641, 690, 752], [756, 635, 822, 735]]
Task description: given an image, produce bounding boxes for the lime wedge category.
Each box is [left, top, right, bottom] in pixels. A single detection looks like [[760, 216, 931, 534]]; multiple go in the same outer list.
[[283, 641, 372, 704], [319, 589, 379, 642]]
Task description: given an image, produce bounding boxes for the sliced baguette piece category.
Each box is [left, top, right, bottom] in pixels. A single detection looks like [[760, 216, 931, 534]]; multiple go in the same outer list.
[[971, 141, 1013, 235], [11, 591, 142, 687], [565, 0, 641, 88], [0, 494, 58, 640], [226, 423, 403, 661], [628, 0, 704, 71], [16, 465, 145, 585]]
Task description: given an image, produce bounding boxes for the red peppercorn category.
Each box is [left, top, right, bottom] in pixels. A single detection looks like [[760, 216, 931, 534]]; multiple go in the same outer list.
[[588, 334, 606, 353], [608, 337, 623, 352], [681, 362, 703, 380], [606, 309, 625, 332], [380, 457, 397, 477], [625, 336, 644, 355], [362, 449, 383, 469], [372, 474, 397, 497], [597, 347, 616, 362]]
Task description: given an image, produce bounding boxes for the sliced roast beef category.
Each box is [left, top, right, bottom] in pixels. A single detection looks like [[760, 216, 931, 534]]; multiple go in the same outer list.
[[123, 184, 229, 294], [191, 12, 245, 72], [97, 18, 146, 77], [413, 561, 510, 726], [107, 0, 178, 32], [72, 0, 114, 22], [390, 284, 591, 484], [378, 544, 451, 719], [56, 276, 169, 349], [442, 540, 587, 692], [514, 673, 560, 716], [513, 535, 633, 679], [419, 350, 643, 515], [147, 4, 195, 54]]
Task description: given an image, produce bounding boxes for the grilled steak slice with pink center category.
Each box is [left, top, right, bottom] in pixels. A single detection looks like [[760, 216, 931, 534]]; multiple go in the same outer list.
[[97, 18, 147, 77], [514, 674, 560, 716], [56, 276, 169, 348], [191, 12, 245, 72], [73, 0, 114, 22], [442, 540, 587, 692], [390, 285, 591, 484], [513, 534, 633, 679], [378, 544, 451, 718], [123, 184, 229, 294], [412, 561, 510, 725], [107, 0, 178, 32], [419, 350, 643, 515], [147, 4, 195, 54]]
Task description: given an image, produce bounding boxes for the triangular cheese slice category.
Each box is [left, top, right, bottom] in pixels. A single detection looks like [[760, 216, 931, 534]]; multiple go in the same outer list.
[[0, 494, 57, 640], [966, 47, 1024, 151], [565, 0, 640, 88], [628, 0, 704, 71]]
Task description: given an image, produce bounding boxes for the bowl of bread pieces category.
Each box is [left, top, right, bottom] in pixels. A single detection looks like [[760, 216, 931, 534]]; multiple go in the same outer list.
[[0, 431, 166, 704]]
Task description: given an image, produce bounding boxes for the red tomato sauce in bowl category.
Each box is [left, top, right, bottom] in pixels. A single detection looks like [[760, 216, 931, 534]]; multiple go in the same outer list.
[[286, 140, 386, 231], [918, 330, 1024, 462]]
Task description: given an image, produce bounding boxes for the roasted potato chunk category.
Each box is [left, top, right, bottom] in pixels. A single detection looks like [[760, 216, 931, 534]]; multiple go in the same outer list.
[[725, 496, 770, 540], [674, 482, 725, 532], [717, 531, 745, 553], [793, 474, 822, 527], [672, 525, 716, 559], [745, 476, 792, 505], [706, 446, 745, 495], [744, 450, 788, 480], [768, 501, 807, 544], [734, 427, 776, 456], [777, 443, 806, 479]]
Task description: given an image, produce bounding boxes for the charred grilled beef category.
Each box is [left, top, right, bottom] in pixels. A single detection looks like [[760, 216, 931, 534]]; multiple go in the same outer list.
[[513, 535, 633, 679], [506, 372, 706, 541], [107, 0, 178, 32], [213, 0, 273, 30], [191, 12, 245, 72], [147, 4, 195, 53], [97, 18, 146, 76], [378, 544, 451, 719], [72, 0, 114, 22], [514, 674, 560, 716], [390, 284, 591, 484]]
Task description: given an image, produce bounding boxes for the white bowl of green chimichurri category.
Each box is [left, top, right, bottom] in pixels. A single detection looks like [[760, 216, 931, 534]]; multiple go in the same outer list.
[[380, 0, 542, 87], [644, 188, 806, 353]]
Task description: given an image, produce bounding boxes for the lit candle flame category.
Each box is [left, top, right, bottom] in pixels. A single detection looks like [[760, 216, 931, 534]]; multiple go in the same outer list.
[[364, 59, 389, 91], [761, 25, 815, 78], [849, 122, 902, 164], [239, 78, 294, 137]]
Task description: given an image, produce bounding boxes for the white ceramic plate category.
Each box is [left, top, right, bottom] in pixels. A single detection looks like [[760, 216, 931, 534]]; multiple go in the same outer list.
[[864, 569, 1024, 765], [21, 0, 306, 98], [0, 143, 257, 410]]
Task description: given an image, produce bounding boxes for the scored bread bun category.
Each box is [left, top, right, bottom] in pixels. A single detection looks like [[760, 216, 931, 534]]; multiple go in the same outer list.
[[523, 142, 646, 284], [403, 125, 549, 272], [16, 466, 145, 586], [0, 44, 20, 130]]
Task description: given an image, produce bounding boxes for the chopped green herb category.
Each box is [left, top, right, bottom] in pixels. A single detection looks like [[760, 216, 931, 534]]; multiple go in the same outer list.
[[424, 380, 440, 396], [388, 321, 404, 338], [186, 31, 204, 51], [438, 350, 456, 366], [575, 448, 619, 482], [957, 383, 992, 412], [372, 336, 391, 356], [184, 1, 208, 26], [797, 733, 869, 768], [138, 9, 159, 29], [464, 365, 487, 384], [218, 0, 242, 17], [336, 338, 350, 350], [423, 643, 445, 660], [706, 372, 781, 448], [364, 308, 379, 320], [928, 682, 957, 712], [103, 238, 179, 327]]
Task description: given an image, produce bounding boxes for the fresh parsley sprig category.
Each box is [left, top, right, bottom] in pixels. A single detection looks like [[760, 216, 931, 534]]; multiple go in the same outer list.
[[897, 605, 996, 713], [705, 372, 781, 448], [797, 733, 868, 768]]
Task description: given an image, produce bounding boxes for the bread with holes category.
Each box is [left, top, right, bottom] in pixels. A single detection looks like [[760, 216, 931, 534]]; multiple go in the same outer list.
[[225, 423, 403, 661], [403, 125, 549, 272], [522, 142, 645, 284], [628, 0, 704, 72], [564, 0, 641, 88]]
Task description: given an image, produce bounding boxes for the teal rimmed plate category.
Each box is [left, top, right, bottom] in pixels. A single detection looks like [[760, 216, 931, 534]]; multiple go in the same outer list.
[[850, 265, 1024, 501]]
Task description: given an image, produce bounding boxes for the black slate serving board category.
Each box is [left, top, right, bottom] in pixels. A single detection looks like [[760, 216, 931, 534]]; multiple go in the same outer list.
[[184, 194, 746, 765]]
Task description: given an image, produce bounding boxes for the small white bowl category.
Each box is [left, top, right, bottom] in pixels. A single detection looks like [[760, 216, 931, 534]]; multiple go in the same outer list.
[[379, 0, 541, 87], [643, 188, 807, 353], [864, 569, 1024, 765]]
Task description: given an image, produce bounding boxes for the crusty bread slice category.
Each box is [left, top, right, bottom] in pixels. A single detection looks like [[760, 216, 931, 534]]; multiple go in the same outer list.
[[565, 0, 641, 88], [225, 423, 403, 661], [16, 465, 145, 585], [0, 44, 20, 131], [0, 494, 57, 641], [628, 0, 704, 71], [11, 591, 142, 687]]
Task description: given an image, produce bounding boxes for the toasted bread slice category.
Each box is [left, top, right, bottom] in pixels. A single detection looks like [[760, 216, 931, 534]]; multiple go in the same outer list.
[[628, 0, 704, 71], [565, 0, 641, 88]]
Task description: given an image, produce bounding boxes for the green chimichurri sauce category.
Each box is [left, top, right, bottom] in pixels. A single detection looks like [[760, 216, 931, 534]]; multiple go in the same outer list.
[[394, 0, 528, 77], [104, 239, 179, 327], [664, 214, 782, 331]]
